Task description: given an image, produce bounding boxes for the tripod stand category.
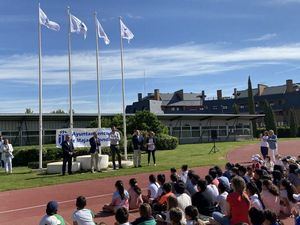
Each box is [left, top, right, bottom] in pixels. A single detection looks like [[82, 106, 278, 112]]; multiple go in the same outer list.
[[209, 139, 220, 154]]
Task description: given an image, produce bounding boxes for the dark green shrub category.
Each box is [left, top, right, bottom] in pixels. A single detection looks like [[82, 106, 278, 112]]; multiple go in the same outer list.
[[156, 134, 178, 150]]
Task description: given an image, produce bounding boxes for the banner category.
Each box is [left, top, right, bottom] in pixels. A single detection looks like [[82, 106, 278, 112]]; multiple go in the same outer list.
[[56, 128, 111, 148]]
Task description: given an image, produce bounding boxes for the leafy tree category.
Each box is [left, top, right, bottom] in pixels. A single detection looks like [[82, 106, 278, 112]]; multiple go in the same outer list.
[[260, 100, 277, 133], [289, 108, 298, 137], [89, 117, 113, 128], [248, 76, 257, 137], [232, 103, 240, 114], [50, 109, 66, 114], [25, 108, 34, 114], [127, 111, 168, 135]]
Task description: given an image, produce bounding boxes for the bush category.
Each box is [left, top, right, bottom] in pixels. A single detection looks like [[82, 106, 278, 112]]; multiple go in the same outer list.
[[256, 127, 300, 138], [156, 134, 178, 150]]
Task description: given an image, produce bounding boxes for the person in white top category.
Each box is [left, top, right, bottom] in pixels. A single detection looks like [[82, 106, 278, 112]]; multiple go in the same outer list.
[[147, 174, 160, 201], [180, 165, 188, 184], [115, 207, 130, 225], [109, 126, 122, 170], [246, 182, 264, 210], [174, 181, 192, 212], [72, 196, 96, 225], [260, 131, 269, 159], [0, 139, 14, 174], [205, 175, 219, 203]]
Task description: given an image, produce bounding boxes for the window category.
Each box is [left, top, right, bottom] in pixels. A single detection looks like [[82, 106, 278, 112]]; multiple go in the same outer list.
[[171, 107, 175, 111], [212, 106, 218, 110], [269, 101, 275, 107], [240, 105, 245, 109], [222, 105, 228, 110]]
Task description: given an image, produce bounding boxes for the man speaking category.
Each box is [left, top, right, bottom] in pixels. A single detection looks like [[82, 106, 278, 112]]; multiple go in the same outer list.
[[61, 134, 74, 175], [89, 132, 101, 173]]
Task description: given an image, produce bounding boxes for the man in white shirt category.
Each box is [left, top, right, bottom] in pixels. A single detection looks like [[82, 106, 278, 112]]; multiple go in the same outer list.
[[115, 207, 130, 225], [180, 165, 188, 183], [109, 126, 122, 170], [72, 196, 96, 225]]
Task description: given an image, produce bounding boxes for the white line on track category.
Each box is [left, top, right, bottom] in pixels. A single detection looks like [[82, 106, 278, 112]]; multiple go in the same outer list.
[[0, 187, 147, 215]]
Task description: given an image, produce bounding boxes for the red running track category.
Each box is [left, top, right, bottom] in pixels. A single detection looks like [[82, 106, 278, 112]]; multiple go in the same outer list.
[[0, 140, 299, 225]]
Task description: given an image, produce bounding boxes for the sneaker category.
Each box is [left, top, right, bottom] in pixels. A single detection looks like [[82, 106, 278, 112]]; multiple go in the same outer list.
[[119, 166, 123, 169], [154, 164, 156, 166], [138, 165, 142, 167]]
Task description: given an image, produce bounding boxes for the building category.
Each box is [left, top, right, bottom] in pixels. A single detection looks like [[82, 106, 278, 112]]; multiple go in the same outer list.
[[0, 113, 263, 145], [126, 79, 300, 126]]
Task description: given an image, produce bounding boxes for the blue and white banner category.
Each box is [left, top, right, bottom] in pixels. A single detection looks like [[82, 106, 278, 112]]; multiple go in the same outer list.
[[56, 128, 111, 148]]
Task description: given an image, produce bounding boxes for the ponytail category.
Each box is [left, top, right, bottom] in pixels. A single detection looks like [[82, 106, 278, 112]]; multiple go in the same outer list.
[[115, 180, 125, 200]]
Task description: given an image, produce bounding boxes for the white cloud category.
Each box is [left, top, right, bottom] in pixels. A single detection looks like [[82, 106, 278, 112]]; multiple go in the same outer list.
[[244, 33, 277, 42], [1, 43, 300, 86]]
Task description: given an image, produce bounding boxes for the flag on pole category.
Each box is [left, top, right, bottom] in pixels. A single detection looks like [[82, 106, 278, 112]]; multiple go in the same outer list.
[[120, 19, 134, 43], [96, 18, 110, 45], [70, 14, 88, 39], [39, 7, 60, 31]]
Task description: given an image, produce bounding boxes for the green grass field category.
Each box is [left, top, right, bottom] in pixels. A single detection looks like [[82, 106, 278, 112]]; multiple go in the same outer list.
[[0, 140, 259, 192]]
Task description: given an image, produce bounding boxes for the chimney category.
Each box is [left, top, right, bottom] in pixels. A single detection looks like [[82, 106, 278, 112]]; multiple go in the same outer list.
[[201, 90, 206, 100], [233, 88, 237, 99], [286, 79, 293, 93], [257, 84, 267, 96], [154, 89, 160, 100], [138, 93, 142, 101], [217, 90, 222, 100]]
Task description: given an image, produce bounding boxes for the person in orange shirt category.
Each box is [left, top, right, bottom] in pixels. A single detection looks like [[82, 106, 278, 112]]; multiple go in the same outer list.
[[158, 183, 175, 206]]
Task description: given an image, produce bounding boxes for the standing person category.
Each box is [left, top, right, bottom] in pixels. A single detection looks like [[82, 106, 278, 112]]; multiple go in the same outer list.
[[72, 196, 96, 225], [109, 126, 122, 170], [1, 139, 14, 174], [132, 130, 144, 168], [0, 135, 4, 168], [268, 130, 278, 162], [146, 131, 157, 166], [39, 201, 66, 225], [61, 134, 74, 175], [89, 132, 101, 173], [260, 131, 269, 159]]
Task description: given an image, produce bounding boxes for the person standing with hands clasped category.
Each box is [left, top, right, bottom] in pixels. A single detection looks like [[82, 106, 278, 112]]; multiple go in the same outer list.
[[61, 134, 74, 175], [146, 131, 157, 166], [132, 130, 144, 168], [89, 132, 101, 173], [110, 126, 122, 170], [268, 130, 278, 162]]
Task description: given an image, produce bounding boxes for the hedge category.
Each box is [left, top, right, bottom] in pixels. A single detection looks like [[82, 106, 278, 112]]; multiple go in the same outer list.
[[12, 134, 178, 167], [256, 127, 300, 138]]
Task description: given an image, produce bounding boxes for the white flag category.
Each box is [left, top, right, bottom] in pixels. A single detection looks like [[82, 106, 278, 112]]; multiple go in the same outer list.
[[120, 19, 134, 43], [70, 14, 88, 39], [96, 18, 110, 45], [39, 7, 60, 31]]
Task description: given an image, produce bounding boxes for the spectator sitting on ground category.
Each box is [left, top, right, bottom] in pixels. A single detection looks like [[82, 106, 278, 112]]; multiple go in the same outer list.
[[261, 180, 280, 215], [223, 162, 234, 181], [169, 207, 184, 225], [263, 209, 283, 225], [115, 207, 130, 225], [156, 174, 166, 199], [248, 207, 265, 225], [279, 178, 298, 216], [186, 173, 199, 196], [39, 201, 65, 225], [180, 165, 188, 184], [128, 178, 143, 210], [103, 180, 129, 213], [185, 205, 205, 225], [214, 166, 230, 188], [147, 174, 160, 202], [215, 178, 229, 215], [288, 164, 300, 192], [205, 175, 219, 203], [131, 203, 156, 225], [264, 156, 274, 172], [191, 179, 216, 217], [253, 169, 264, 192], [72, 196, 96, 225], [246, 182, 264, 211], [170, 167, 180, 180], [238, 165, 251, 184], [155, 183, 175, 212], [174, 180, 191, 212], [170, 173, 179, 193], [208, 168, 219, 186]]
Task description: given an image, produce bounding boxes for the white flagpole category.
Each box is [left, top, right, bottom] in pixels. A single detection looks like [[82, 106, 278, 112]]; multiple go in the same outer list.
[[38, 3, 43, 169], [95, 12, 102, 155], [67, 6, 73, 129], [119, 17, 127, 160]]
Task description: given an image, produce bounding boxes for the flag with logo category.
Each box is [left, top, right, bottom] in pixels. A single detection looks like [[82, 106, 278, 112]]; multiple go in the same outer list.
[[120, 19, 134, 43], [39, 7, 60, 31], [70, 14, 88, 39]]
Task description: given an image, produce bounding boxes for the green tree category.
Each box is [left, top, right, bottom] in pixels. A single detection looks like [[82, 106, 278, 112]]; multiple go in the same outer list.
[[232, 103, 240, 114], [50, 109, 66, 114], [289, 108, 298, 137], [248, 76, 257, 137], [127, 111, 168, 135], [261, 100, 277, 133], [89, 117, 113, 128], [25, 108, 34, 114]]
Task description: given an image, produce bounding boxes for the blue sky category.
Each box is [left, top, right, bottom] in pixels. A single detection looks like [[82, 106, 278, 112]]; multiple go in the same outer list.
[[1, 0, 300, 113]]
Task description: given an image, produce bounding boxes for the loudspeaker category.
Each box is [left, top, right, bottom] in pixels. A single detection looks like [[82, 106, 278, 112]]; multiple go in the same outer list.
[[211, 130, 218, 140]]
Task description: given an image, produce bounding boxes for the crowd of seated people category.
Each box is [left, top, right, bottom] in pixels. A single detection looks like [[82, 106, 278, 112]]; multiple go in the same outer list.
[[40, 153, 300, 225]]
